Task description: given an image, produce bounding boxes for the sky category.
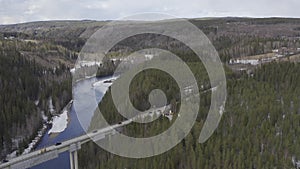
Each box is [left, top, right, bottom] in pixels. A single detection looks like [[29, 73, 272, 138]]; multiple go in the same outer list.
[[0, 0, 300, 25]]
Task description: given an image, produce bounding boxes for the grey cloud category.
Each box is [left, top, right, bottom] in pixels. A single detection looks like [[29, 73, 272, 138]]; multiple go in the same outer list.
[[0, 0, 300, 24]]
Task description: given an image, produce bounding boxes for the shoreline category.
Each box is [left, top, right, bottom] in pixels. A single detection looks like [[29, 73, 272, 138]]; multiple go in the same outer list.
[[74, 73, 116, 83], [92, 76, 118, 87], [48, 100, 73, 135], [6, 74, 116, 159], [19, 100, 73, 156], [74, 74, 97, 83]]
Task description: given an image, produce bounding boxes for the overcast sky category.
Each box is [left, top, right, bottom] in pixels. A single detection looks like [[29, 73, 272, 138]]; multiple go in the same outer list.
[[0, 0, 300, 25]]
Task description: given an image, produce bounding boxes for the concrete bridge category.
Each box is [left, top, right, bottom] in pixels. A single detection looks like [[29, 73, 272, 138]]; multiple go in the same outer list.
[[0, 84, 209, 169], [0, 117, 134, 169], [0, 105, 171, 169]]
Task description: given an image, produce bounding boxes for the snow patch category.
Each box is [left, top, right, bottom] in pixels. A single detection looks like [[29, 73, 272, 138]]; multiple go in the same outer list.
[[22, 123, 47, 155], [78, 61, 101, 67], [6, 150, 17, 160], [219, 100, 226, 116], [48, 110, 68, 134], [48, 97, 55, 114], [219, 104, 225, 115], [235, 59, 260, 65], [34, 99, 39, 106], [184, 85, 194, 94], [41, 110, 48, 122], [70, 68, 75, 73], [212, 86, 218, 92]]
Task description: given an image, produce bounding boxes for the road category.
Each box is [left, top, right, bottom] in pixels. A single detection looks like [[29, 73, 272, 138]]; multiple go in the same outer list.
[[0, 106, 170, 169], [0, 116, 134, 169], [0, 84, 218, 169]]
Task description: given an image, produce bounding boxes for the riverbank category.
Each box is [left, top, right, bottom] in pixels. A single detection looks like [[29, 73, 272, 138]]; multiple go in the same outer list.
[[48, 100, 73, 135], [19, 100, 73, 156], [74, 74, 97, 83], [5, 112, 49, 160], [5, 120, 48, 160], [5, 74, 117, 165], [92, 76, 118, 91], [4, 75, 118, 168]]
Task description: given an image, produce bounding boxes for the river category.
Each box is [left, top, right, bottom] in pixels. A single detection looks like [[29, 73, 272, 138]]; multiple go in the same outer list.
[[31, 76, 113, 169]]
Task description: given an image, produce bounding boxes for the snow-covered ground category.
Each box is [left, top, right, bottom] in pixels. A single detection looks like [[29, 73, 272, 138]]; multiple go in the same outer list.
[[48, 110, 68, 135], [234, 59, 260, 65], [6, 150, 17, 160], [48, 97, 55, 114], [13, 76, 117, 156], [230, 54, 286, 66], [41, 111, 48, 122], [292, 156, 300, 169], [184, 85, 194, 94], [22, 123, 47, 155], [34, 99, 39, 106], [17, 110, 49, 156], [47, 78, 117, 136], [219, 104, 225, 116], [70, 68, 75, 73], [13, 109, 49, 156], [77, 60, 101, 67], [138, 105, 173, 121], [70, 60, 101, 74]]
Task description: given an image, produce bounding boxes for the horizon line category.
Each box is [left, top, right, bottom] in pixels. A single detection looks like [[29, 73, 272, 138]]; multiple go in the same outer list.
[[1, 16, 300, 26]]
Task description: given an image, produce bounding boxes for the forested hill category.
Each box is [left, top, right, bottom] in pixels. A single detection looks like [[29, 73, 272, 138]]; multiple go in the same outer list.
[[0, 38, 73, 158], [74, 18, 300, 169], [2, 18, 300, 59], [1, 17, 300, 166], [0, 20, 107, 52], [79, 61, 300, 169]]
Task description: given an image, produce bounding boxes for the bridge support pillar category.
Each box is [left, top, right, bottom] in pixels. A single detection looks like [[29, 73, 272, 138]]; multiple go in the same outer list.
[[69, 151, 78, 169], [69, 142, 81, 169], [74, 150, 78, 169], [69, 151, 74, 169]]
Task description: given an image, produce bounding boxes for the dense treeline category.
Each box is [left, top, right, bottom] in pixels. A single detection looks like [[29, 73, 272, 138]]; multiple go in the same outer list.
[[4, 18, 300, 63], [100, 32, 300, 64], [79, 61, 300, 169], [2, 18, 300, 167], [0, 39, 72, 158]]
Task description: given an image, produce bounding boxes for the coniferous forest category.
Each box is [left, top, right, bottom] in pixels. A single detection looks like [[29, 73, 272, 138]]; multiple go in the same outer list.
[[0, 38, 73, 157], [0, 18, 300, 168], [79, 61, 300, 169]]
